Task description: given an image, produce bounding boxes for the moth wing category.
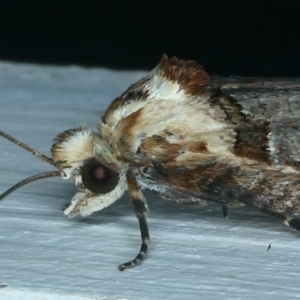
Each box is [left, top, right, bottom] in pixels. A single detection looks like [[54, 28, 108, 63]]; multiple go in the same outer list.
[[98, 55, 300, 219], [98, 55, 236, 163]]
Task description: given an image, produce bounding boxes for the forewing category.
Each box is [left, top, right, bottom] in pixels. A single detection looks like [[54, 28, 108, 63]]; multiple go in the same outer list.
[[213, 77, 300, 168], [98, 55, 235, 163], [98, 56, 300, 168], [137, 76, 300, 217], [98, 55, 300, 218]]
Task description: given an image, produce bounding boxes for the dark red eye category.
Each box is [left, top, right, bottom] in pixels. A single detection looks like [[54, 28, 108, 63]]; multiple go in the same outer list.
[[81, 158, 119, 194]]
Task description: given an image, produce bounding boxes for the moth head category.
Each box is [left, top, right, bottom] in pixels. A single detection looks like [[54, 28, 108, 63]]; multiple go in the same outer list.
[[0, 126, 126, 217], [50, 125, 127, 217], [50, 125, 121, 194]]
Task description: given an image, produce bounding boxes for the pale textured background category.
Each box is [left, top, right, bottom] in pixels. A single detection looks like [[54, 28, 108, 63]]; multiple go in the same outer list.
[[0, 62, 300, 299]]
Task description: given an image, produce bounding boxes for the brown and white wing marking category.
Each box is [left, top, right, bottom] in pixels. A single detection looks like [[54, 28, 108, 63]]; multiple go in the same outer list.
[[136, 74, 300, 219], [99, 55, 300, 221], [98, 55, 238, 164]]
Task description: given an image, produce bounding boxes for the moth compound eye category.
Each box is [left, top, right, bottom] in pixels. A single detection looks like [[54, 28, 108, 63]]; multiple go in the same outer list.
[[82, 158, 119, 194]]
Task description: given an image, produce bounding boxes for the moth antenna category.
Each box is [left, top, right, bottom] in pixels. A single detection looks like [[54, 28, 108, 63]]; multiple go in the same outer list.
[[0, 171, 61, 201], [0, 130, 55, 166]]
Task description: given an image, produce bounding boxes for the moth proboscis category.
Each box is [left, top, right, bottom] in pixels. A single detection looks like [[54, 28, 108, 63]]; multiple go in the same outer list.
[[1, 55, 300, 270]]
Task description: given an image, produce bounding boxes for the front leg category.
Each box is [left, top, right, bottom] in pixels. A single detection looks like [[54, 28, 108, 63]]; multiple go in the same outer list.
[[118, 167, 150, 271]]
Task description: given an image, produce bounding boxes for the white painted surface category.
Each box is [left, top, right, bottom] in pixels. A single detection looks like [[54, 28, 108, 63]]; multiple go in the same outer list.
[[0, 61, 300, 300]]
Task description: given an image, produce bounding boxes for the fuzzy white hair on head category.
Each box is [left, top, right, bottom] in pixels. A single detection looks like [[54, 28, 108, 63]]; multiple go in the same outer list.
[[51, 126, 98, 179]]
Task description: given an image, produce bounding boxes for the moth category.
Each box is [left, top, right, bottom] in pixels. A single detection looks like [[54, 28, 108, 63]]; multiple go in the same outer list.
[[1, 55, 300, 271]]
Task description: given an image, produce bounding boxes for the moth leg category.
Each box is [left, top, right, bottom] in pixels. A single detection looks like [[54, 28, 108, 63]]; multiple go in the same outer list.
[[222, 204, 229, 219], [118, 168, 150, 271]]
